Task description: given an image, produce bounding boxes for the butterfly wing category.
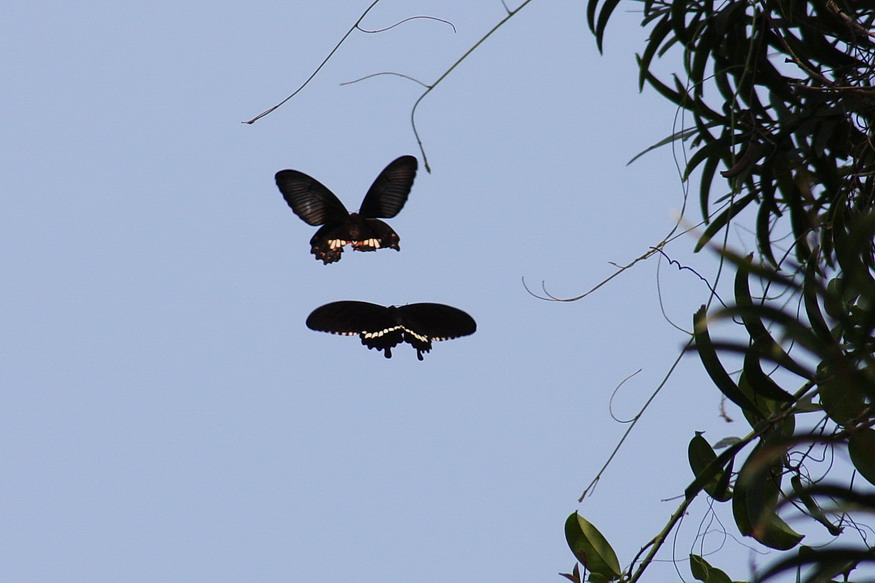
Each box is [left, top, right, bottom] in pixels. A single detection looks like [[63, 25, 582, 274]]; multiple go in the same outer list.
[[358, 156, 418, 219], [307, 301, 405, 358], [306, 301, 389, 334], [306, 301, 475, 360], [398, 303, 477, 341], [275, 169, 350, 226]]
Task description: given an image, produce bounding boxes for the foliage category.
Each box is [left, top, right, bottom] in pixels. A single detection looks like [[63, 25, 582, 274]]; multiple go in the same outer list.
[[562, 0, 875, 581]]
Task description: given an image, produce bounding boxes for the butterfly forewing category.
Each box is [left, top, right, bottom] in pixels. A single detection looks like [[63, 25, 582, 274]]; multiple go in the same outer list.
[[275, 170, 350, 226], [306, 301, 389, 335], [358, 156, 418, 219]]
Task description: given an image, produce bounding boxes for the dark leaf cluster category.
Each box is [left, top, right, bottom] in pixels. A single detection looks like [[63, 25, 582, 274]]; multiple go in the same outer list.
[[569, 0, 875, 581]]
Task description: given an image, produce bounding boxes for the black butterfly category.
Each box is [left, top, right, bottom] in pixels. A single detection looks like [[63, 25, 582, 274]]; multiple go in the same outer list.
[[306, 301, 476, 360], [275, 156, 418, 264]]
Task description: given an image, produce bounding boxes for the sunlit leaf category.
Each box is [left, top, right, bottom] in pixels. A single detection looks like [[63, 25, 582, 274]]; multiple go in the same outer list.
[[564, 513, 622, 580], [690, 554, 733, 583]]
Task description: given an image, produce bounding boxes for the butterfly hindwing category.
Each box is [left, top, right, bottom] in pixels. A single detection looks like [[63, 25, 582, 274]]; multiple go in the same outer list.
[[397, 303, 478, 341], [358, 156, 418, 219], [306, 301, 476, 360], [275, 170, 350, 226]]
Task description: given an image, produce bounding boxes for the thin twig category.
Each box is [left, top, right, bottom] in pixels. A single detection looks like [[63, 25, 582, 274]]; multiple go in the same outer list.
[[521, 214, 714, 304], [652, 246, 727, 307], [411, 0, 536, 171], [357, 15, 456, 34], [522, 245, 661, 303], [243, 1, 384, 124], [827, 0, 875, 40], [578, 341, 691, 502], [244, 2, 454, 124], [341, 72, 431, 89], [608, 369, 644, 424]]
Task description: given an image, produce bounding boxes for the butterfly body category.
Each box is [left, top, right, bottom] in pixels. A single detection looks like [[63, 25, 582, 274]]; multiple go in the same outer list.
[[276, 156, 417, 264], [309, 213, 400, 263], [306, 301, 476, 360]]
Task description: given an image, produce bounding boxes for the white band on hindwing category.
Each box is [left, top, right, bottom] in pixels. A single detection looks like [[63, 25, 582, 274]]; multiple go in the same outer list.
[[362, 325, 429, 344], [327, 238, 382, 250]]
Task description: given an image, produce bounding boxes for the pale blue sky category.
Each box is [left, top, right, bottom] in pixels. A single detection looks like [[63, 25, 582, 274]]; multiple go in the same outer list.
[[2, 1, 763, 581]]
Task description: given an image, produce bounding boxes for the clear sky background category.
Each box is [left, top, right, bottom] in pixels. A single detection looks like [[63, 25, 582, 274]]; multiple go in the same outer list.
[[2, 1, 774, 581]]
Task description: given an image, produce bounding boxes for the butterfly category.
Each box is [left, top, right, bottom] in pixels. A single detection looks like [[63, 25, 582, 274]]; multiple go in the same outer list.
[[275, 156, 418, 264], [306, 301, 476, 360]]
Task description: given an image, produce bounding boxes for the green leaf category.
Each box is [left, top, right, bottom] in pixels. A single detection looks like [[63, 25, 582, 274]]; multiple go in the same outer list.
[[848, 429, 875, 487], [559, 562, 582, 583], [689, 554, 732, 583], [688, 432, 732, 502], [627, 124, 703, 166], [729, 257, 812, 378], [695, 193, 756, 251], [637, 18, 674, 91], [742, 351, 794, 404], [755, 546, 874, 583], [684, 134, 733, 182], [713, 436, 741, 449], [819, 369, 867, 426], [564, 513, 622, 580], [790, 476, 842, 536], [733, 447, 804, 551], [693, 307, 761, 415], [588, 0, 623, 53], [755, 202, 779, 268], [802, 249, 834, 345]]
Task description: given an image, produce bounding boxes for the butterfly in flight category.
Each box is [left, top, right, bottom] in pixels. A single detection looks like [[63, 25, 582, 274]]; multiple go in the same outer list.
[[306, 301, 476, 360], [275, 156, 418, 264]]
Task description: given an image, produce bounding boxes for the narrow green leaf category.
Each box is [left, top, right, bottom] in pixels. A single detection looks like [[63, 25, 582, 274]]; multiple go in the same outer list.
[[742, 352, 794, 404], [637, 18, 674, 91], [564, 513, 622, 580], [693, 307, 760, 415], [738, 371, 795, 433], [669, 0, 689, 44], [790, 476, 842, 536], [627, 125, 704, 166], [695, 193, 756, 251], [636, 63, 687, 106], [730, 256, 811, 379], [755, 547, 874, 583], [593, 0, 623, 53], [787, 177, 813, 262], [586, 0, 600, 34], [684, 134, 732, 182], [688, 28, 713, 89], [755, 202, 779, 268], [699, 155, 719, 222], [803, 253, 834, 344]]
